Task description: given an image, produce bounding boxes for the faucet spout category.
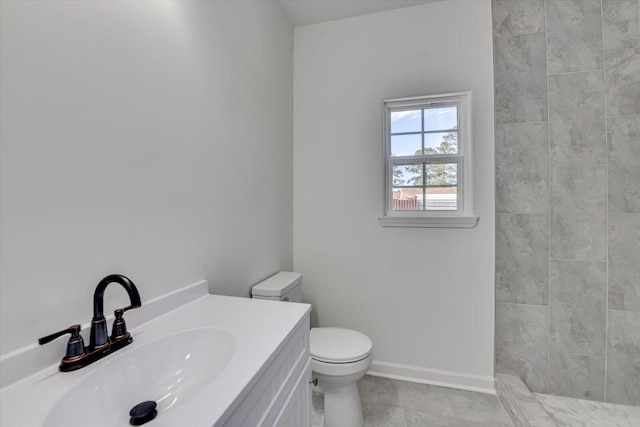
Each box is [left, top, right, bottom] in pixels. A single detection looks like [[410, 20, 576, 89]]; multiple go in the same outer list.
[[90, 274, 141, 349], [92, 274, 141, 319]]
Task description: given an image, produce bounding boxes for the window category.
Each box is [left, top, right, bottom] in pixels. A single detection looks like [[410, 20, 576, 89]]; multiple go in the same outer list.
[[378, 92, 478, 228]]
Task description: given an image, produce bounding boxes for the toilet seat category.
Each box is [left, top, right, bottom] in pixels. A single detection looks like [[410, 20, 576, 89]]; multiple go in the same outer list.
[[311, 351, 373, 378], [310, 327, 372, 364]]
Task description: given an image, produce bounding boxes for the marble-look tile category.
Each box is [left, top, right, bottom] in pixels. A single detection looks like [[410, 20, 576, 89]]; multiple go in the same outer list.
[[496, 214, 549, 305], [549, 260, 607, 403], [494, 32, 548, 123], [360, 374, 402, 408], [404, 409, 511, 427], [548, 351, 605, 401], [495, 302, 548, 393], [496, 374, 556, 427], [404, 410, 444, 427], [548, 71, 606, 165], [546, 0, 604, 74], [492, 0, 545, 36], [495, 122, 549, 213], [550, 165, 607, 260], [606, 309, 640, 405], [609, 213, 640, 311], [359, 376, 513, 426], [425, 385, 513, 426], [605, 53, 640, 116], [549, 260, 607, 356], [608, 115, 640, 214], [362, 402, 406, 427], [603, 0, 640, 116], [602, 0, 639, 56], [536, 392, 640, 426], [494, 378, 529, 427]]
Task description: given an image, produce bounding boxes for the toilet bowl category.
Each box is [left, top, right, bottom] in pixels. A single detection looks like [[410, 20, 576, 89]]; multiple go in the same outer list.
[[251, 272, 373, 427], [310, 327, 373, 427]]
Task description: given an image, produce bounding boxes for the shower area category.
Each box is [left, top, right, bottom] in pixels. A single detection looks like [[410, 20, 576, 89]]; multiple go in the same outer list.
[[492, 0, 639, 424]]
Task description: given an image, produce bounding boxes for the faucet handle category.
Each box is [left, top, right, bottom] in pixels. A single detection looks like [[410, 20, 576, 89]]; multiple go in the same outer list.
[[38, 324, 87, 360], [120, 301, 141, 313], [110, 309, 130, 341]]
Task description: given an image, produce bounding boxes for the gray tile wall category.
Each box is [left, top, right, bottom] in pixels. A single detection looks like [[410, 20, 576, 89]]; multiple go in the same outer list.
[[493, 0, 640, 405]]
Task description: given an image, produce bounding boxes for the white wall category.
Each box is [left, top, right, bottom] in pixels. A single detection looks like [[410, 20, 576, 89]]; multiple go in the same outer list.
[[293, 0, 495, 391], [0, 0, 293, 355]]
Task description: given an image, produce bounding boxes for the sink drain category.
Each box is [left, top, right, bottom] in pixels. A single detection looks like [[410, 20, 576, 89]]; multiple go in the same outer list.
[[129, 400, 157, 426]]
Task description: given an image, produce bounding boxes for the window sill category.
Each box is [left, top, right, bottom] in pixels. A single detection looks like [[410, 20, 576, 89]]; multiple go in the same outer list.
[[378, 215, 479, 228]]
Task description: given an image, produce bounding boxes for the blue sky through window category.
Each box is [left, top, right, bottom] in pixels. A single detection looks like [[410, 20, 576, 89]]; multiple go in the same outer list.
[[390, 107, 457, 134], [391, 134, 421, 156], [390, 110, 421, 133], [390, 107, 458, 156], [424, 107, 457, 131]]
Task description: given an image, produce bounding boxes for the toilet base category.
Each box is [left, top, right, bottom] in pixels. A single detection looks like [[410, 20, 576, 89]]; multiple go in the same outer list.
[[311, 407, 325, 427], [317, 382, 364, 427], [312, 389, 325, 411]]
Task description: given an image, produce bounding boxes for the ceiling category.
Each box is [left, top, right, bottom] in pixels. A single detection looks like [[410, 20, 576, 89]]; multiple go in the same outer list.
[[279, 0, 437, 27]]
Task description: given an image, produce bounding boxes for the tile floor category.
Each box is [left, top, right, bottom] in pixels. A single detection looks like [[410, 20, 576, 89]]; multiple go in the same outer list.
[[535, 393, 640, 427], [313, 375, 514, 427], [312, 375, 640, 426]]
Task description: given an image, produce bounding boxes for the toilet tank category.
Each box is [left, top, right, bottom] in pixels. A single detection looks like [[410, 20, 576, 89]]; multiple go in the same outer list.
[[251, 271, 302, 302]]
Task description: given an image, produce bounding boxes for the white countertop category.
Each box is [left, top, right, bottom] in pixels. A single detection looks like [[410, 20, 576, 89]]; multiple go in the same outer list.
[[0, 290, 310, 426]]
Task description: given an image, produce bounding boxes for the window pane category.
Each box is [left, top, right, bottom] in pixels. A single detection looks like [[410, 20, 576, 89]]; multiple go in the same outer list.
[[426, 163, 457, 187], [424, 187, 457, 210], [391, 188, 422, 211], [391, 110, 421, 133], [424, 163, 457, 210], [392, 164, 422, 186], [391, 134, 421, 157], [423, 107, 457, 131], [424, 131, 458, 154]]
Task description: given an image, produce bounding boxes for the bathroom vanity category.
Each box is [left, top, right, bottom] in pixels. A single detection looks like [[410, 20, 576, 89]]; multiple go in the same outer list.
[[0, 281, 312, 426]]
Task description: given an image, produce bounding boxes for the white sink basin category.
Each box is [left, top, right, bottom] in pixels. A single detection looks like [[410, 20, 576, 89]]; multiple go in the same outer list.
[[44, 327, 235, 427], [1, 287, 311, 427]]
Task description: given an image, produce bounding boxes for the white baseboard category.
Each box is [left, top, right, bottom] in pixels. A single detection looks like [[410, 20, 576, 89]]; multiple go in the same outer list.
[[367, 360, 496, 395]]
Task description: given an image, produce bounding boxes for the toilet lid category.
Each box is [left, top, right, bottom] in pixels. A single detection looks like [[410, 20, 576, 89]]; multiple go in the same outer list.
[[310, 327, 372, 363]]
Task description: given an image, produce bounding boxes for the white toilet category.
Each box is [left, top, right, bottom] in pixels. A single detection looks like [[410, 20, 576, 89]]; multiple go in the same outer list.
[[252, 272, 373, 427]]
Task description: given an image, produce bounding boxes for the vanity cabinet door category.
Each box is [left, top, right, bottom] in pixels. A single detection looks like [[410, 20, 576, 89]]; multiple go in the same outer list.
[[272, 358, 311, 427]]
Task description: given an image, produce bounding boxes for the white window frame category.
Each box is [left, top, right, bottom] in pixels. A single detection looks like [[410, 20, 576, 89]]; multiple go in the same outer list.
[[378, 91, 478, 228]]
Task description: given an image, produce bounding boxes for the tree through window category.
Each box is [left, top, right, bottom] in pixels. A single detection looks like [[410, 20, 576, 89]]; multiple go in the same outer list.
[[380, 92, 477, 227]]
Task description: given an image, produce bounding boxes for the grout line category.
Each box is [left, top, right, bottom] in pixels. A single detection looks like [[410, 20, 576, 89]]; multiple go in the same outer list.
[[604, 113, 639, 118], [600, 0, 609, 403], [563, 351, 606, 359], [495, 29, 547, 38], [548, 160, 608, 166], [547, 68, 605, 77], [543, 0, 552, 396], [492, 0, 499, 384], [496, 212, 548, 216], [495, 120, 549, 125], [497, 301, 549, 307], [548, 257, 607, 262]]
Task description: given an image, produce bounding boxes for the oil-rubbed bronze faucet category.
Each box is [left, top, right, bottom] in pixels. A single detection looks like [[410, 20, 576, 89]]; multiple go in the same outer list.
[[38, 274, 141, 372], [90, 274, 141, 349]]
